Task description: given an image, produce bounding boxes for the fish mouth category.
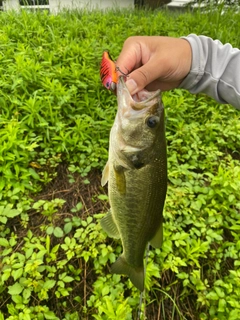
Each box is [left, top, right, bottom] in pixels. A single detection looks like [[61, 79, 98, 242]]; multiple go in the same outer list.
[[117, 76, 161, 111]]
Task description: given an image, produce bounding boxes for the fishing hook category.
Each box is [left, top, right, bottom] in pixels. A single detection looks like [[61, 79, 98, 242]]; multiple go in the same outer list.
[[115, 65, 129, 77]]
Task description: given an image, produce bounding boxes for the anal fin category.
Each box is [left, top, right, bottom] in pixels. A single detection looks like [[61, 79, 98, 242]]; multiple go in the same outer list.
[[100, 211, 120, 239], [150, 223, 163, 249]]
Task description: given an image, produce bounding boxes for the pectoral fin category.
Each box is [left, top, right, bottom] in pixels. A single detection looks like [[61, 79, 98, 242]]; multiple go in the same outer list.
[[114, 164, 126, 195], [101, 161, 110, 186], [150, 223, 163, 248], [100, 211, 120, 239]]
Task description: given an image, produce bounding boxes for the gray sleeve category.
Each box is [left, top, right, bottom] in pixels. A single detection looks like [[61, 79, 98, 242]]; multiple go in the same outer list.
[[179, 34, 240, 109]]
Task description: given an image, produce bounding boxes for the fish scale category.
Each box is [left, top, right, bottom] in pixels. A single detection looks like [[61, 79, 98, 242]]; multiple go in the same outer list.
[[101, 76, 167, 291]]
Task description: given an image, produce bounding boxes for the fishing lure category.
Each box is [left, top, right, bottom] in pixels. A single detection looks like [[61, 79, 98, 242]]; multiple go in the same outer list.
[[100, 51, 118, 92], [100, 51, 129, 92]]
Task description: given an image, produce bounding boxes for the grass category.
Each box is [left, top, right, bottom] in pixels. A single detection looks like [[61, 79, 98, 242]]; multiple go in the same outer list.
[[0, 4, 239, 320]]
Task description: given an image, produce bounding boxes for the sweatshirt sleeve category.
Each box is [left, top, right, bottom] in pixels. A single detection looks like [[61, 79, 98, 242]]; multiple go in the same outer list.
[[179, 34, 240, 109]]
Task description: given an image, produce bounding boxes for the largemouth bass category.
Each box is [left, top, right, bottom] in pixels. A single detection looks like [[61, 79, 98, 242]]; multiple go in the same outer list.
[[101, 76, 167, 291]]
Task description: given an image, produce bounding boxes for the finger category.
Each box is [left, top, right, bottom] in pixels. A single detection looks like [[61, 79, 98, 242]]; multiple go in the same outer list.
[[116, 38, 142, 77], [125, 58, 166, 94]]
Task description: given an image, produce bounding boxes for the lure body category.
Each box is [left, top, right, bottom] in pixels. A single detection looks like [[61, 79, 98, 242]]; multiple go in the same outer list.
[[100, 51, 118, 91]]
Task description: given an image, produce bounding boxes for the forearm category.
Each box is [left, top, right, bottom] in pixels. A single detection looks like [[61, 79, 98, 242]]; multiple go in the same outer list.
[[179, 34, 240, 109]]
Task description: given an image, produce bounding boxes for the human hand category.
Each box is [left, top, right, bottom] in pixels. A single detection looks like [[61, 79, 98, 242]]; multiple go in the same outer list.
[[116, 36, 192, 94]]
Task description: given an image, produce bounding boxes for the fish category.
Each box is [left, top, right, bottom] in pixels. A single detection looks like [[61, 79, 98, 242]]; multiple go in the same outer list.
[[100, 51, 118, 92], [101, 76, 167, 291]]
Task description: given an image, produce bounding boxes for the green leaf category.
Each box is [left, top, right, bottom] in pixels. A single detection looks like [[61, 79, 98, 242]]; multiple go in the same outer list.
[[29, 167, 40, 180], [234, 260, 240, 266], [215, 287, 225, 298], [102, 286, 109, 296], [218, 298, 226, 312], [76, 202, 83, 210], [46, 226, 54, 235], [228, 194, 235, 202], [51, 244, 60, 253], [53, 227, 64, 238], [206, 291, 219, 300], [62, 276, 74, 283], [0, 216, 7, 224], [177, 272, 188, 280], [2, 269, 11, 282], [11, 295, 22, 304], [3, 205, 21, 218], [43, 280, 56, 289], [2, 248, 12, 256], [8, 283, 24, 295], [0, 238, 9, 247], [12, 268, 23, 281], [98, 194, 108, 201], [23, 288, 31, 301], [44, 311, 59, 320], [64, 222, 72, 234], [32, 200, 45, 210], [25, 248, 34, 259]]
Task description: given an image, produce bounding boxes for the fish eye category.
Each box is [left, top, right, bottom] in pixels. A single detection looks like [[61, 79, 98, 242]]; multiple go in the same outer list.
[[106, 82, 110, 88], [146, 116, 159, 128]]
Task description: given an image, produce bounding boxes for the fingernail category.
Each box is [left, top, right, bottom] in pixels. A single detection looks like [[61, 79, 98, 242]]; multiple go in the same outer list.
[[126, 79, 137, 94]]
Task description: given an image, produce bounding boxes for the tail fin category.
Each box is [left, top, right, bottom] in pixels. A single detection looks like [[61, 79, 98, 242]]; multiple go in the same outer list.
[[111, 255, 144, 291]]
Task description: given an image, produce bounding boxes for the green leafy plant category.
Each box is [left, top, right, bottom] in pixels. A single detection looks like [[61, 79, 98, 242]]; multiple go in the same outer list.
[[0, 5, 240, 320]]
